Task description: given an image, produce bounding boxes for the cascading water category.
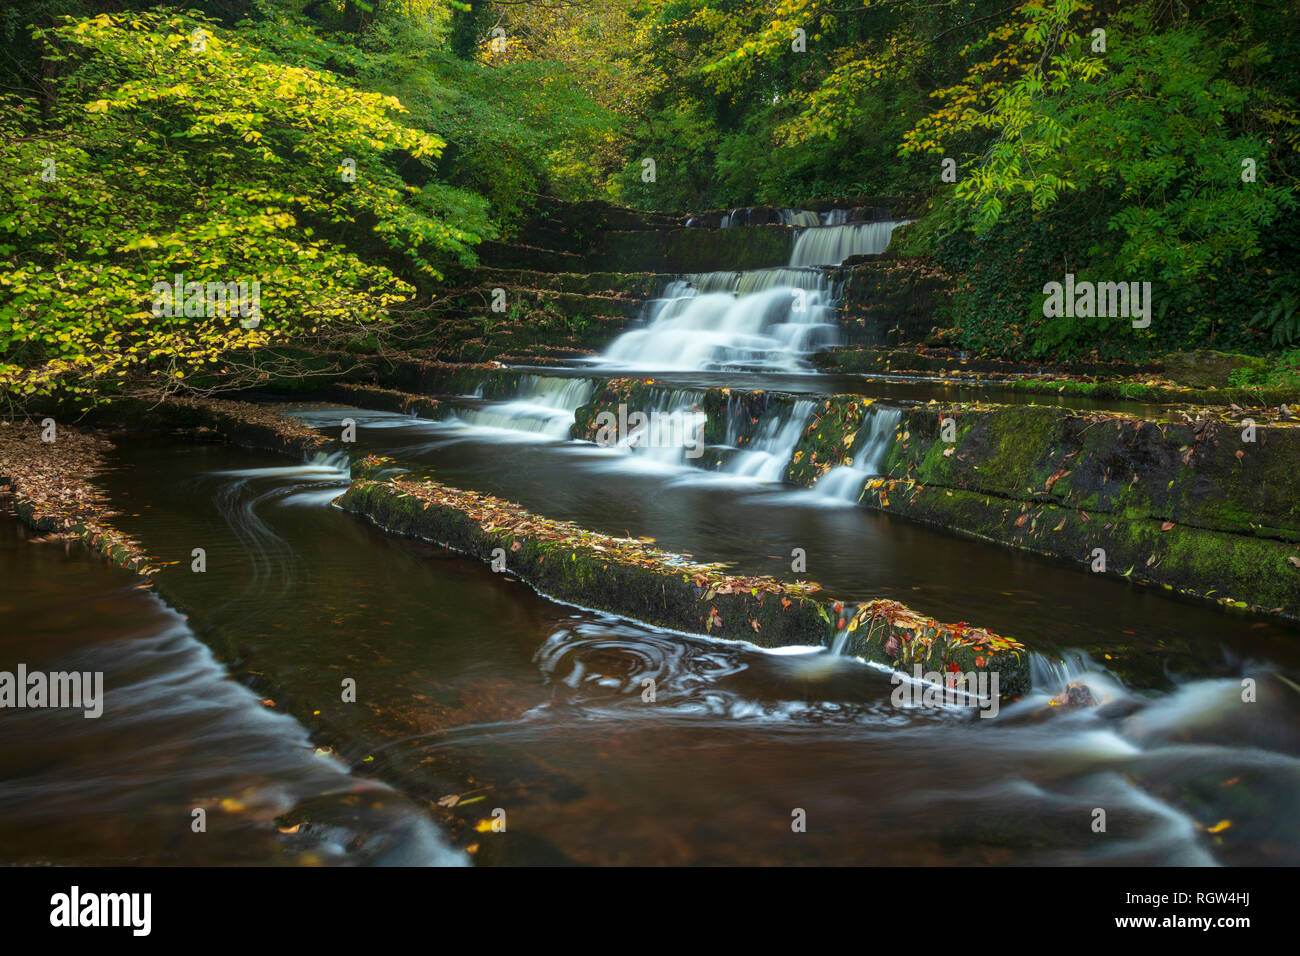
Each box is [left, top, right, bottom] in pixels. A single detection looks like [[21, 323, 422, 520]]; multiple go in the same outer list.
[[597, 214, 911, 372], [788, 221, 908, 268], [726, 400, 816, 482], [447, 374, 594, 439], [811, 405, 902, 501], [608, 387, 709, 468], [446, 374, 713, 470], [599, 271, 837, 372]]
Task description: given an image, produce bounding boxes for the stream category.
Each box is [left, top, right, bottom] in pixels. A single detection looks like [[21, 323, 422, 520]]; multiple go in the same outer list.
[[3, 217, 1298, 866]]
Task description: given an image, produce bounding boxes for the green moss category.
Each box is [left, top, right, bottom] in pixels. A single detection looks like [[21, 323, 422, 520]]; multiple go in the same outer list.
[[786, 396, 871, 485], [337, 472, 1030, 696]]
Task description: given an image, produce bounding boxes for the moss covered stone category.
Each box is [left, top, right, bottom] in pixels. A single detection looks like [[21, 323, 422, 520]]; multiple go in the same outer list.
[[840, 600, 1027, 695], [1162, 350, 1270, 388], [873, 403, 1300, 618], [786, 396, 874, 485], [337, 475, 1029, 696], [586, 226, 795, 273]]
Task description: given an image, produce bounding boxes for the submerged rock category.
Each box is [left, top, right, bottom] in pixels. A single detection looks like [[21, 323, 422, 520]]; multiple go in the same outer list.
[[1050, 682, 1098, 709]]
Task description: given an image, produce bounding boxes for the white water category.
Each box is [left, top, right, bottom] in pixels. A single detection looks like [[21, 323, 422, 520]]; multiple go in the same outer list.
[[446, 374, 594, 439], [611, 387, 709, 469], [597, 217, 911, 372], [789, 220, 909, 267], [811, 405, 902, 501], [727, 400, 816, 481], [599, 272, 837, 372]]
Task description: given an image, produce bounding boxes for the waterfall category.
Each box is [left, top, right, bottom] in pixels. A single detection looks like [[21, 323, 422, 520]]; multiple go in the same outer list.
[[829, 603, 860, 656], [608, 388, 709, 468], [789, 221, 909, 267], [688, 208, 867, 228], [726, 400, 816, 482], [811, 405, 901, 501], [596, 212, 910, 372], [448, 375, 594, 438], [599, 272, 837, 372]]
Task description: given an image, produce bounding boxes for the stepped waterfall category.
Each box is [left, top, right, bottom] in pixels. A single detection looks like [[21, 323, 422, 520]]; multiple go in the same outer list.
[[597, 219, 910, 372]]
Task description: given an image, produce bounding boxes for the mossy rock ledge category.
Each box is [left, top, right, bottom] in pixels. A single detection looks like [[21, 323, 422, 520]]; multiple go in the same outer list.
[[876, 404, 1300, 617], [336, 469, 1029, 697]]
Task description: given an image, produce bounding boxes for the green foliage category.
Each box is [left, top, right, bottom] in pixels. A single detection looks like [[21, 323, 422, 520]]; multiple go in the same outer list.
[[0, 9, 477, 401], [932, 5, 1294, 285], [4, 0, 1300, 391], [1253, 292, 1300, 348], [1228, 351, 1300, 389], [339, 9, 617, 226]]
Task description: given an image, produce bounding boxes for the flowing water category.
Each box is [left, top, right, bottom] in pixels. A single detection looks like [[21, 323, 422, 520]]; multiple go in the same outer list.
[[450, 375, 595, 439], [4, 208, 1299, 867], [810, 405, 903, 501], [788, 220, 907, 268], [286, 403, 1300, 677], [5, 437, 1297, 865], [597, 220, 908, 372], [0, 500, 465, 866]]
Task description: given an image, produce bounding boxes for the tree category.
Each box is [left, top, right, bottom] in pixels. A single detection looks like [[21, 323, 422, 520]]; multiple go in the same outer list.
[[0, 9, 485, 402]]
